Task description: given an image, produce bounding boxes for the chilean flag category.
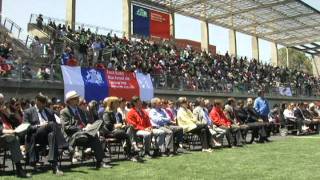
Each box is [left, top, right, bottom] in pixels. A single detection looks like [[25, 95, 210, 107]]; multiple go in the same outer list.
[[61, 66, 154, 102]]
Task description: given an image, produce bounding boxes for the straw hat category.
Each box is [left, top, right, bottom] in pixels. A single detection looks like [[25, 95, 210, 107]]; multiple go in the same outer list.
[[65, 91, 80, 102]]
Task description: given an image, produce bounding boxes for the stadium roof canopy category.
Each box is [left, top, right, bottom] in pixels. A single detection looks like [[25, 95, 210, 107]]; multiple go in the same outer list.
[[134, 0, 320, 55]]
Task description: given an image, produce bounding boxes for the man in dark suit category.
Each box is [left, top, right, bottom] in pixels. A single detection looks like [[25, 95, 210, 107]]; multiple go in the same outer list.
[[294, 102, 314, 135], [60, 91, 109, 169], [0, 93, 30, 178], [24, 93, 65, 175]]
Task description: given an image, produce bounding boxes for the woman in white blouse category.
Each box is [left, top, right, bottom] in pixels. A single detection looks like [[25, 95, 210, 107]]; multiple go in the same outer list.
[[283, 103, 296, 120]]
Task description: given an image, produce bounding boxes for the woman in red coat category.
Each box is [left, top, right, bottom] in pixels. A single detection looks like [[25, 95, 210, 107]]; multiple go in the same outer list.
[[210, 100, 242, 147]]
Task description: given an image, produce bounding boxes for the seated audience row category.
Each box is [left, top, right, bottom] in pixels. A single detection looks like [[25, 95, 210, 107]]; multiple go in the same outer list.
[[1, 90, 319, 178]]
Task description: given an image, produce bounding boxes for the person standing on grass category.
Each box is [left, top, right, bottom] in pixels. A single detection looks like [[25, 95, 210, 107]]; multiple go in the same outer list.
[[254, 90, 271, 141]]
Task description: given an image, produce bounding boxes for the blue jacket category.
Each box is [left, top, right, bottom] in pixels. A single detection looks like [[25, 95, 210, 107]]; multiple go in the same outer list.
[[254, 97, 270, 117], [149, 108, 171, 127]]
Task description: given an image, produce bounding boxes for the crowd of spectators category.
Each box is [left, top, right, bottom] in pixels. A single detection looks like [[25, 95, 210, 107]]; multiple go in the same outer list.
[[38, 15, 319, 97], [0, 14, 318, 97], [0, 41, 14, 77], [1, 90, 320, 177]]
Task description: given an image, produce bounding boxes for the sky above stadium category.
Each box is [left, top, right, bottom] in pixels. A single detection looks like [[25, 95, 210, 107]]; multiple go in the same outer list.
[[2, 0, 319, 63]]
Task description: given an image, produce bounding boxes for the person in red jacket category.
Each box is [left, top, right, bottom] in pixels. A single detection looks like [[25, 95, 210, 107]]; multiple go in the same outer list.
[[127, 96, 165, 157], [210, 99, 242, 147], [66, 55, 78, 66]]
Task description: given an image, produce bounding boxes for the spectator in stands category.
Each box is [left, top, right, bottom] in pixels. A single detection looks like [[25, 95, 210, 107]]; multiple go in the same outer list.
[[23, 93, 66, 175], [66, 54, 78, 66], [177, 97, 213, 152], [149, 97, 184, 155], [91, 38, 103, 65], [30, 36, 42, 57], [210, 99, 242, 147], [36, 14, 44, 29], [193, 97, 223, 147], [0, 42, 12, 59], [254, 90, 271, 139], [101, 97, 141, 162], [60, 91, 110, 169], [126, 96, 166, 157], [36, 66, 50, 80], [61, 47, 72, 65]]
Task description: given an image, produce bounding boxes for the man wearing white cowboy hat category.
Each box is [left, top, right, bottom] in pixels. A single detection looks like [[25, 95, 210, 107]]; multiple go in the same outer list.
[[24, 92, 66, 176], [60, 90, 110, 169]]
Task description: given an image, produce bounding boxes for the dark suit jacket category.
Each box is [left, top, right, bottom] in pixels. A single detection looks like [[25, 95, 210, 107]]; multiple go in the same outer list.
[[294, 108, 304, 121], [245, 107, 260, 123], [60, 106, 88, 137], [0, 119, 3, 136], [23, 106, 56, 131], [102, 111, 116, 133], [235, 107, 248, 124]]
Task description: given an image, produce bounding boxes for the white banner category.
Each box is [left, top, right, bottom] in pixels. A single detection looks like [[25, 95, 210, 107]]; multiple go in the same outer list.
[[135, 72, 154, 101], [279, 87, 292, 97]]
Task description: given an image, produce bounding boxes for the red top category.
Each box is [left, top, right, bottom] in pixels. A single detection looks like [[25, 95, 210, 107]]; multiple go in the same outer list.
[[67, 58, 78, 66], [127, 107, 151, 130], [210, 107, 232, 127]]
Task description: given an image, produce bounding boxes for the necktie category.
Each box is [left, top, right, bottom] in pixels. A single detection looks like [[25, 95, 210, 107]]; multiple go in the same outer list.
[[40, 110, 48, 121], [75, 109, 85, 129]]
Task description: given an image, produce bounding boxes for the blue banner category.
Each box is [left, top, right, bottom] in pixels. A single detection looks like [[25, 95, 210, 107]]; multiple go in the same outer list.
[[81, 68, 109, 102], [133, 5, 150, 37]]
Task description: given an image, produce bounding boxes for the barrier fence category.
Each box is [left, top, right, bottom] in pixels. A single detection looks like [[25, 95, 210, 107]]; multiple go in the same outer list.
[[0, 63, 318, 98]]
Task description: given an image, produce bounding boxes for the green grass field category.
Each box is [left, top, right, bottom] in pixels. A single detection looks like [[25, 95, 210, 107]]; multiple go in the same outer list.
[[2, 136, 320, 180]]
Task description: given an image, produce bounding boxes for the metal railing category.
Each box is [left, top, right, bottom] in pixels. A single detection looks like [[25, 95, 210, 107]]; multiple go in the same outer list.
[[29, 14, 124, 38], [150, 74, 320, 98], [0, 14, 40, 50], [0, 62, 318, 98]]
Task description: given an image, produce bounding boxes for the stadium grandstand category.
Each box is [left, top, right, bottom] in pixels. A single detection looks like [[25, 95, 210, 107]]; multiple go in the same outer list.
[[1, 0, 320, 179]]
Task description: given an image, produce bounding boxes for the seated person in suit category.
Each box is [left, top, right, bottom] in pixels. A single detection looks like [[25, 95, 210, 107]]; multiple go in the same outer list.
[[236, 99, 267, 143], [303, 103, 319, 133], [24, 93, 66, 175], [127, 96, 166, 157], [101, 96, 141, 162], [293, 102, 313, 135], [0, 94, 30, 178], [60, 91, 110, 169], [177, 97, 212, 152], [193, 98, 224, 147], [149, 97, 184, 155]]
